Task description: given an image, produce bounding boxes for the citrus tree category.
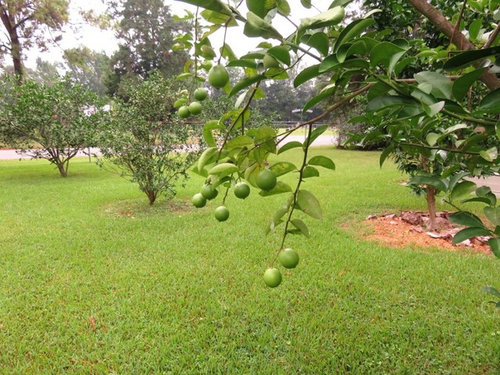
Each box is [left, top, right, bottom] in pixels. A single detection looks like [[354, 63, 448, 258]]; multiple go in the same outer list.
[[0, 76, 104, 177], [97, 72, 199, 205], [174, 0, 500, 287]]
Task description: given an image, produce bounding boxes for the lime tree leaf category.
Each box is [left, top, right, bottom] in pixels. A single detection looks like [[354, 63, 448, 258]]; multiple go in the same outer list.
[[226, 135, 254, 149], [246, 0, 267, 17], [174, 98, 188, 108], [370, 41, 407, 74], [303, 32, 330, 56], [443, 46, 500, 70], [208, 163, 238, 177], [308, 155, 335, 170], [176, 72, 192, 80], [477, 88, 500, 114], [198, 147, 218, 171], [297, 190, 323, 219], [452, 227, 491, 244], [366, 95, 416, 112], [426, 132, 439, 146], [468, 19, 482, 41], [303, 165, 320, 178], [304, 125, 328, 148], [259, 181, 293, 196], [301, 0, 311, 8], [424, 101, 445, 117], [303, 85, 336, 112], [278, 141, 302, 154], [488, 238, 500, 258], [329, 0, 354, 7], [180, 0, 233, 16], [484, 207, 500, 226], [293, 64, 321, 87], [229, 74, 265, 97], [450, 181, 476, 201], [244, 12, 283, 40], [334, 18, 374, 52], [276, 0, 291, 15], [227, 59, 258, 69], [414, 71, 452, 99], [452, 68, 486, 101], [291, 219, 310, 237], [479, 147, 498, 162], [379, 144, 394, 167], [319, 54, 340, 73], [203, 120, 225, 147], [449, 211, 485, 228], [409, 175, 447, 191], [270, 161, 297, 177], [299, 6, 345, 32], [268, 45, 291, 65]]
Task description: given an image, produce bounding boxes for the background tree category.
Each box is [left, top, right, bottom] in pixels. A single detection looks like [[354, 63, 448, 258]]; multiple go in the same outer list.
[[63, 47, 110, 96], [0, 0, 69, 80], [0, 76, 103, 176], [104, 0, 188, 96], [98, 72, 198, 205]]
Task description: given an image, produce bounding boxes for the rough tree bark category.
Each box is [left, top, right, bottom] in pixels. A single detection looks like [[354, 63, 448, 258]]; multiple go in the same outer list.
[[0, 6, 24, 80], [407, 0, 500, 91]]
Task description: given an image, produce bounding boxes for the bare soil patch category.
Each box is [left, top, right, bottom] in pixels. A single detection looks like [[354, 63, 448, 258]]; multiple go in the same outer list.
[[103, 198, 192, 218], [361, 211, 492, 255]]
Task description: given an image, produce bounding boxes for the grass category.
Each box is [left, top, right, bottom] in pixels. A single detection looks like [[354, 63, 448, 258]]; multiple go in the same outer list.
[[0, 148, 499, 374]]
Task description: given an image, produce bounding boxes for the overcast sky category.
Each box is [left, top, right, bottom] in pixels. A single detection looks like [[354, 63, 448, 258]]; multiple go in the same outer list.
[[24, 0, 333, 69]]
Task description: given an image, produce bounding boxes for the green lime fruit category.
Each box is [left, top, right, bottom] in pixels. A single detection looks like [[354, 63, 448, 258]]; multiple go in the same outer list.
[[263, 54, 280, 69], [278, 248, 299, 269], [208, 65, 229, 89], [201, 184, 218, 200], [192, 193, 206, 208], [263, 268, 282, 288], [201, 45, 216, 59], [234, 182, 250, 199], [214, 206, 229, 222], [178, 105, 190, 119], [194, 88, 208, 101], [188, 101, 202, 115], [256, 169, 277, 191]]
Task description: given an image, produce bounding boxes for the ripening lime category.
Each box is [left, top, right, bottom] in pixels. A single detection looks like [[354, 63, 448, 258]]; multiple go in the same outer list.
[[214, 206, 229, 222], [201, 184, 218, 200], [194, 88, 208, 101], [278, 248, 299, 269], [178, 105, 190, 119], [263, 54, 279, 69], [234, 182, 250, 199], [192, 193, 206, 208], [263, 268, 282, 288], [188, 101, 202, 115], [256, 169, 277, 191], [208, 65, 229, 89]]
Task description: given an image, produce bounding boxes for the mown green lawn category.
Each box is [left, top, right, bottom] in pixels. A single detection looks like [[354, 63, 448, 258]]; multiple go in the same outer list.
[[0, 148, 498, 374]]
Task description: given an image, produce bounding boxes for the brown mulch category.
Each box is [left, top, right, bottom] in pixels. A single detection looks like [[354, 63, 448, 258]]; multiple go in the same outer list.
[[363, 211, 492, 255]]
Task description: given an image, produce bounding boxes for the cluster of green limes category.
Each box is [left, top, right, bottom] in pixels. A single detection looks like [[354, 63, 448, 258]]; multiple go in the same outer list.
[[263, 248, 300, 288], [178, 88, 208, 119]]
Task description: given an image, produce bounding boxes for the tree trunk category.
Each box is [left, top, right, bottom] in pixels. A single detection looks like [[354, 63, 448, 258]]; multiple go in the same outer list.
[[146, 190, 157, 205], [55, 160, 68, 177], [407, 0, 500, 91], [0, 7, 24, 81], [426, 185, 437, 231]]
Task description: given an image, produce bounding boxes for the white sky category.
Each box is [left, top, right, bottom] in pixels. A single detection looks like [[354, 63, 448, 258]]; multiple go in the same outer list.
[[22, 0, 335, 69]]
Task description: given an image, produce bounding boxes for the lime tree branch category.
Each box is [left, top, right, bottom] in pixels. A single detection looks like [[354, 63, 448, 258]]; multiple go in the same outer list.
[[398, 142, 481, 155]]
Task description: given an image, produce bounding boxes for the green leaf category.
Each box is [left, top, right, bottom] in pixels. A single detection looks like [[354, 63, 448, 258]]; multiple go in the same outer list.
[[424, 101, 445, 117], [176, 72, 192, 80], [379, 145, 394, 167], [270, 161, 297, 177], [426, 132, 439, 146], [198, 147, 218, 172], [329, 0, 354, 7], [303, 32, 330, 56], [303, 85, 336, 112], [409, 175, 447, 191], [291, 219, 310, 237], [259, 181, 293, 196], [267, 45, 291, 65], [229, 74, 265, 97], [293, 64, 321, 88], [452, 68, 486, 101], [174, 98, 188, 108], [302, 166, 320, 178], [203, 120, 225, 147], [319, 54, 339, 73], [468, 19, 482, 41], [450, 181, 477, 201], [414, 71, 452, 99], [478, 88, 500, 114], [484, 207, 500, 226], [244, 12, 283, 40], [226, 135, 254, 149], [488, 238, 500, 258], [278, 141, 303, 154], [449, 211, 485, 228], [443, 46, 500, 70], [334, 18, 374, 53], [297, 190, 323, 219], [227, 59, 258, 69], [246, 0, 267, 17], [308, 155, 335, 170], [452, 227, 491, 244], [479, 147, 498, 162], [298, 6, 345, 35], [179, 0, 233, 16], [300, 0, 311, 7], [366, 95, 416, 112], [304, 125, 328, 148], [370, 41, 407, 74], [208, 162, 238, 177], [276, 0, 291, 15]]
